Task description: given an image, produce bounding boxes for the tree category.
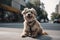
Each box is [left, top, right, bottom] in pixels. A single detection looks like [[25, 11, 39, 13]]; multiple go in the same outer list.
[[32, 0, 40, 7], [51, 12, 60, 20]]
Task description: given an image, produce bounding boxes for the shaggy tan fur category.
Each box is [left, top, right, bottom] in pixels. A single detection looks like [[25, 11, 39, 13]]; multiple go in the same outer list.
[[21, 8, 48, 38]]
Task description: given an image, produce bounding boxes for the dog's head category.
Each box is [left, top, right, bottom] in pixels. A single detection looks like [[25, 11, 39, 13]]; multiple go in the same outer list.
[[22, 8, 37, 22]]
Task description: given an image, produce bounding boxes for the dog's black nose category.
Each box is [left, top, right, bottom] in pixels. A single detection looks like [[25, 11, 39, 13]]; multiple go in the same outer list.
[[28, 14, 30, 16]]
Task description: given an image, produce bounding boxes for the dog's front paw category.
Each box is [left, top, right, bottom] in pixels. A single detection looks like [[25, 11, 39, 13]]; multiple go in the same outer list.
[[21, 33, 27, 38], [21, 34, 27, 38]]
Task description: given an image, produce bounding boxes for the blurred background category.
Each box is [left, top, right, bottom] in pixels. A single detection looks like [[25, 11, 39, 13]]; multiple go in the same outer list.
[[0, 0, 60, 23]]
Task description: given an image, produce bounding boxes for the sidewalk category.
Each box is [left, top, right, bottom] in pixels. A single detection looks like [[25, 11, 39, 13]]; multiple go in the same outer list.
[[0, 27, 60, 40]]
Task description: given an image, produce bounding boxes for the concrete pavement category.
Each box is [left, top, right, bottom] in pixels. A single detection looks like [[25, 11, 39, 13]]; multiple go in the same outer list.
[[0, 27, 60, 40]]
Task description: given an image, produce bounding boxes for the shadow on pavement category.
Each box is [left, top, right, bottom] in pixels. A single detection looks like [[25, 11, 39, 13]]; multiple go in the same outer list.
[[36, 35, 52, 40], [20, 35, 52, 40]]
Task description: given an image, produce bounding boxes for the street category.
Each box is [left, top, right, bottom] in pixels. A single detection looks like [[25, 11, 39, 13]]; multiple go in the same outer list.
[[0, 23, 60, 40], [0, 23, 60, 30]]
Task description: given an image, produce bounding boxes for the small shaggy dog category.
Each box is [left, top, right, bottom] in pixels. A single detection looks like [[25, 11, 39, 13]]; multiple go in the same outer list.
[[21, 8, 47, 38]]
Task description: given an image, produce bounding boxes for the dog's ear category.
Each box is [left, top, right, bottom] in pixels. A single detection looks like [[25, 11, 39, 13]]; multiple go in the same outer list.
[[21, 8, 28, 15], [31, 8, 37, 16]]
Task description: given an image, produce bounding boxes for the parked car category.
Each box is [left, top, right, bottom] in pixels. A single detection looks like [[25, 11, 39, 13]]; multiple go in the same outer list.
[[53, 18, 60, 23]]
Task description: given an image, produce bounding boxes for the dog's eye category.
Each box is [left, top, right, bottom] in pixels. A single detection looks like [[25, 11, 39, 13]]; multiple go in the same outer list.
[[26, 12, 28, 13], [31, 11, 33, 13], [31, 12, 34, 14], [24, 13, 26, 14], [23, 12, 26, 14]]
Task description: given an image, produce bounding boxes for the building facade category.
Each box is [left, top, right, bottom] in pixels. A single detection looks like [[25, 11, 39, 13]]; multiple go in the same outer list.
[[59, 2, 60, 14], [12, 0, 26, 10], [12, 0, 41, 10], [55, 1, 60, 14]]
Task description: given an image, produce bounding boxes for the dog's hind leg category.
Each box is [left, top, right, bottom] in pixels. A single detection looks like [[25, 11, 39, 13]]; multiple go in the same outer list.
[[42, 32, 48, 35]]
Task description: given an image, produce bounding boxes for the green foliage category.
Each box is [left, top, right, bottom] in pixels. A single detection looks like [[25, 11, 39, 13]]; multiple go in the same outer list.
[[51, 12, 60, 20]]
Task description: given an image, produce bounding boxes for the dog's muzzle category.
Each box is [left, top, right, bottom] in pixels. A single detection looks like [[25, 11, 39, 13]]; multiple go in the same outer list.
[[27, 14, 32, 19]]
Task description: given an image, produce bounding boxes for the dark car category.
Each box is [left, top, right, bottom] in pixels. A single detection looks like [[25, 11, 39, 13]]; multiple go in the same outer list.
[[53, 18, 60, 23]]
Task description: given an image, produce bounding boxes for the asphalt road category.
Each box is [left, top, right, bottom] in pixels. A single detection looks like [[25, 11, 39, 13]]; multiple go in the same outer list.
[[0, 23, 60, 30], [0, 23, 60, 40]]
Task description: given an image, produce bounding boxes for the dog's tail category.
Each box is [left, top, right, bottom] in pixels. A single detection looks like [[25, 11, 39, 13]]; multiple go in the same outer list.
[[42, 32, 48, 35]]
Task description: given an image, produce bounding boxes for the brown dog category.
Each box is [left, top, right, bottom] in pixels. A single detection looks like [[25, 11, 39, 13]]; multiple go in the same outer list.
[[21, 8, 48, 38]]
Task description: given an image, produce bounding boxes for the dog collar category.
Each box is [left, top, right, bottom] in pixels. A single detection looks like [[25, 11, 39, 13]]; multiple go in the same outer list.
[[27, 20, 36, 27]]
